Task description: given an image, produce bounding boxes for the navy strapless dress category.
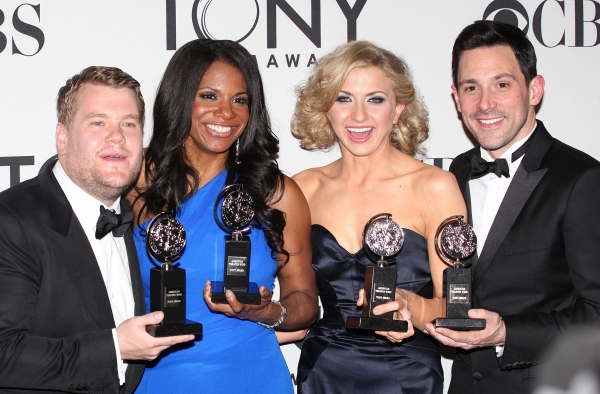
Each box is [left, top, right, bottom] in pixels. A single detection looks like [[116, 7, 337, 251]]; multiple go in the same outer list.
[[297, 225, 443, 394]]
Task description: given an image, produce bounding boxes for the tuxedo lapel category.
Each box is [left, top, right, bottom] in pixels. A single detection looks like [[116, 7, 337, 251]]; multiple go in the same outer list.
[[472, 165, 547, 293], [453, 149, 475, 226], [39, 157, 116, 330], [121, 199, 145, 318], [451, 149, 478, 267], [471, 122, 553, 293]]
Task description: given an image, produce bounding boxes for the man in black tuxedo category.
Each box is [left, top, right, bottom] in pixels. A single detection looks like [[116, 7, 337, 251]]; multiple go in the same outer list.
[[424, 21, 600, 393], [0, 67, 194, 393]]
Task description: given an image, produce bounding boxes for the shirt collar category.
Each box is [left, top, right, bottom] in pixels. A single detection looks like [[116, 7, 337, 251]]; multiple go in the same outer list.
[[53, 161, 121, 233], [480, 121, 537, 163]]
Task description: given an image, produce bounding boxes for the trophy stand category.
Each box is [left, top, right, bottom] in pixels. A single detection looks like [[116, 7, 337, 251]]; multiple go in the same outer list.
[[211, 184, 261, 305], [434, 215, 485, 331], [346, 213, 408, 332], [146, 212, 202, 337]]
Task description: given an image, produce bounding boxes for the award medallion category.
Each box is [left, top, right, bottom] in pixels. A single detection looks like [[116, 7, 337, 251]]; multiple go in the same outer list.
[[346, 213, 408, 332], [212, 184, 261, 304], [146, 212, 202, 337], [434, 215, 485, 331]]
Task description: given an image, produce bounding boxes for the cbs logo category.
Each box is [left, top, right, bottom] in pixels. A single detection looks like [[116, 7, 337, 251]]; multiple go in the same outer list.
[[483, 0, 600, 47], [0, 3, 44, 56]]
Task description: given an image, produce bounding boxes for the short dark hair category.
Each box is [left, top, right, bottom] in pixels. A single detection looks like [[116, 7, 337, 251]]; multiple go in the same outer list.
[[57, 66, 145, 129], [452, 20, 537, 87]]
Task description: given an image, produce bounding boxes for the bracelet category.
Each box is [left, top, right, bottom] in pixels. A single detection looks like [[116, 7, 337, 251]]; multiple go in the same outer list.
[[256, 301, 287, 330]]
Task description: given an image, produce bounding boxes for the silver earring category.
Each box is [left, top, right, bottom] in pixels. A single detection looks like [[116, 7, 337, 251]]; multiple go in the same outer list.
[[392, 125, 399, 135], [235, 139, 241, 165]]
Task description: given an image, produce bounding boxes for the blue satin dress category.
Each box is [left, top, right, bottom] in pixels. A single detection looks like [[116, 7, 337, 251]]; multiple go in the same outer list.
[[133, 170, 293, 394], [297, 225, 443, 394]]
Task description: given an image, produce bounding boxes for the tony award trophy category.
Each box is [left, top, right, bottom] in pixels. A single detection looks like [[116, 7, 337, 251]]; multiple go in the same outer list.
[[211, 184, 261, 305], [146, 212, 202, 337], [346, 213, 408, 332], [434, 215, 485, 330]]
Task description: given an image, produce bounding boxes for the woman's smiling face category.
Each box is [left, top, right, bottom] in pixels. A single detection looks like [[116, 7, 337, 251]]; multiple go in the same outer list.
[[328, 66, 404, 157], [186, 60, 250, 157]]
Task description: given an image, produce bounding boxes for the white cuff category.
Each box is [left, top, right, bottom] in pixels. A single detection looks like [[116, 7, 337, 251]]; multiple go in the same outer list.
[[496, 344, 505, 358], [112, 328, 127, 385]]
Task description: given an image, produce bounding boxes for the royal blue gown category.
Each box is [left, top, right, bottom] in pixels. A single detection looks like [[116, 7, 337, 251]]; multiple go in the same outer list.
[[297, 224, 443, 394], [133, 170, 293, 394]]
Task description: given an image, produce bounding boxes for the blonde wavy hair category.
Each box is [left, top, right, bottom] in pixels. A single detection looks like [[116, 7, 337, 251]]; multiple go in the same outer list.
[[291, 41, 428, 157]]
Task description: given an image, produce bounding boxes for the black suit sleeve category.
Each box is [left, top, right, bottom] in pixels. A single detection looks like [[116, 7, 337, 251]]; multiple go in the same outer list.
[[0, 204, 120, 392], [501, 166, 600, 365]]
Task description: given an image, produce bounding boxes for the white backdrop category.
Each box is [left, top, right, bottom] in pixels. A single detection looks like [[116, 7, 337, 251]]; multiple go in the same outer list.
[[1, 0, 599, 392]]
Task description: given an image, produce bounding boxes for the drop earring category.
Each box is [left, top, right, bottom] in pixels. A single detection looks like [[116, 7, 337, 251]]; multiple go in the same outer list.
[[235, 139, 241, 165], [392, 125, 399, 135]]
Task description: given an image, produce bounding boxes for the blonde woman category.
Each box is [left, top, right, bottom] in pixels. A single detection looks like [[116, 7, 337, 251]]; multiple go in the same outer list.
[[291, 41, 466, 393]]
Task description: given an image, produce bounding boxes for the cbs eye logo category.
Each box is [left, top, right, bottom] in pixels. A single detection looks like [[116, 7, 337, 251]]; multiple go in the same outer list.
[[482, 0, 600, 47], [483, 0, 530, 32]]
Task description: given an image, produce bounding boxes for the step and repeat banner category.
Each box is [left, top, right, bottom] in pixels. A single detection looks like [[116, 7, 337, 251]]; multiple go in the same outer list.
[[0, 0, 598, 392]]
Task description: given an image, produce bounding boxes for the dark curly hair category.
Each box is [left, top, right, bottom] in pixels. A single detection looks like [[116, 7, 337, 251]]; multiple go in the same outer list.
[[137, 39, 288, 263]]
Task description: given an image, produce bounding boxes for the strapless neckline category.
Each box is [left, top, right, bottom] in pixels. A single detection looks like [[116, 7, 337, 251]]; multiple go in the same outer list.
[[311, 223, 426, 257], [298, 223, 443, 393]]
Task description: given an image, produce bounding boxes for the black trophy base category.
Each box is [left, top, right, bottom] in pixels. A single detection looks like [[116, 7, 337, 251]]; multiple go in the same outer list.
[[146, 319, 203, 337], [434, 318, 486, 331], [211, 281, 261, 305], [346, 316, 408, 332]]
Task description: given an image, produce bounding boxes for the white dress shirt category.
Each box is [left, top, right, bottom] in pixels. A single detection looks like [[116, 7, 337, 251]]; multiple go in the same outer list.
[[468, 122, 537, 357], [53, 161, 134, 385], [469, 123, 536, 256]]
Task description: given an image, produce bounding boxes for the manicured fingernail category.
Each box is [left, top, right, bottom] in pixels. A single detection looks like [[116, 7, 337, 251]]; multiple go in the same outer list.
[[373, 307, 380, 314], [226, 290, 233, 298]]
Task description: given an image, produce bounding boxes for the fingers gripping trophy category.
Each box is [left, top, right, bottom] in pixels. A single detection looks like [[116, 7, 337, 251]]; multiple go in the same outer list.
[[147, 212, 202, 337], [346, 213, 409, 332], [434, 215, 485, 331], [211, 184, 261, 305]]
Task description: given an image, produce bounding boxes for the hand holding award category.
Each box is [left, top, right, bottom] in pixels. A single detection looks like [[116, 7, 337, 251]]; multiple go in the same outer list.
[[211, 184, 262, 305]]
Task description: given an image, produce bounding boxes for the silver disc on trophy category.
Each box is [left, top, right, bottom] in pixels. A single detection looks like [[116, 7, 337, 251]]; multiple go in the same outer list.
[[222, 188, 255, 230], [363, 214, 404, 264], [212, 184, 261, 305], [214, 184, 255, 234], [345, 213, 408, 332], [435, 215, 476, 267], [434, 215, 485, 331], [146, 212, 186, 263], [146, 211, 201, 337]]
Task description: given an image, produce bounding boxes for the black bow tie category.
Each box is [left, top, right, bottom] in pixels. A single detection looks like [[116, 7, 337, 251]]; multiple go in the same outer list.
[[470, 156, 510, 179], [95, 206, 133, 239]]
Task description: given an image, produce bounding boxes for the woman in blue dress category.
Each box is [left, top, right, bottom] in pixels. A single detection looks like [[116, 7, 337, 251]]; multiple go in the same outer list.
[[290, 41, 467, 393], [127, 39, 318, 393]]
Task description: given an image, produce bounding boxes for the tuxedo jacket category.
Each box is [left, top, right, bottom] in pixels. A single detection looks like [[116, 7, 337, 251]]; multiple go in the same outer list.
[[448, 121, 600, 394], [0, 157, 145, 393]]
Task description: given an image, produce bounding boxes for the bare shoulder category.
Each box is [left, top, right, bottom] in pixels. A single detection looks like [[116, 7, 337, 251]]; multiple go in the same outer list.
[[413, 163, 460, 198], [292, 164, 332, 202], [271, 175, 309, 213]]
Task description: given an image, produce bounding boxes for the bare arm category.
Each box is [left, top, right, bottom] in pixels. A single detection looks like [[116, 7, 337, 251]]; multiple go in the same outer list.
[[271, 176, 318, 329], [203, 176, 318, 329], [401, 169, 467, 331], [276, 329, 308, 344]]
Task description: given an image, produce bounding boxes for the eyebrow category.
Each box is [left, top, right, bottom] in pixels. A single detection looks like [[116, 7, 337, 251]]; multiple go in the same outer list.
[[458, 73, 518, 86], [338, 89, 388, 96], [83, 113, 140, 121], [197, 87, 248, 96]]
